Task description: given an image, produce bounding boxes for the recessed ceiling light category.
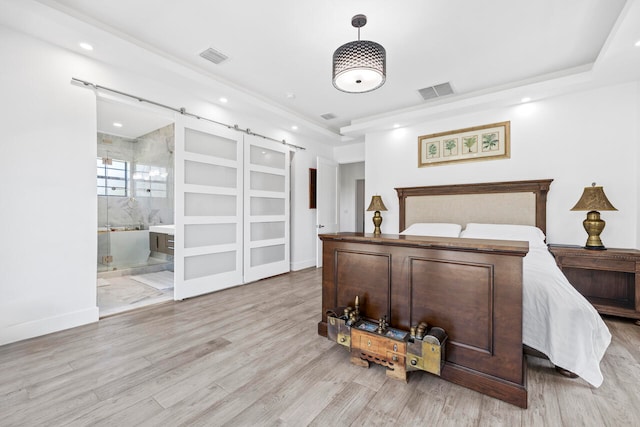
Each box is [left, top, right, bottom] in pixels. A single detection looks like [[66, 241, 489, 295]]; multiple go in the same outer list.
[[79, 42, 93, 51], [521, 97, 532, 103], [635, 40, 640, 47], [219, 97, 228, 103], [113, 122, 123, 128], [393, 123, 400, 129], [291, 125, 298, 131], [286, 92, 296, 100]]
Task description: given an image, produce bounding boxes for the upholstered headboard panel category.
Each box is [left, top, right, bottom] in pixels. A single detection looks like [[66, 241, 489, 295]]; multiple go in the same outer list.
[[395, 179, 553, 234]]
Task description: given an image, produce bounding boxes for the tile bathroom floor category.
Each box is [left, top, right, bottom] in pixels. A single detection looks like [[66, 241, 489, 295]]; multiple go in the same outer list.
[[97, 270, 173, 317]]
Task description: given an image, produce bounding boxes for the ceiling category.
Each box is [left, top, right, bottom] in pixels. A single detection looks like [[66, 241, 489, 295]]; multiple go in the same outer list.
[[4, 1, 640, 141], [97, 99, 174, 139]]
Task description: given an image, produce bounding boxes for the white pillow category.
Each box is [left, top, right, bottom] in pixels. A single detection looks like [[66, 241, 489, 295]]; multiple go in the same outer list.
[[460, 223, 547, 248], [400, 223, 462, 238]]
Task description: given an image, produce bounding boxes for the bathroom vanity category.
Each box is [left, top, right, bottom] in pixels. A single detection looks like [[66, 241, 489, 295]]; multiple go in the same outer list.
[[149, 225, 174, 255]]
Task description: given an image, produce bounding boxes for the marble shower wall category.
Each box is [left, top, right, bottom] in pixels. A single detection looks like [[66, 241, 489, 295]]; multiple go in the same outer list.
[[97, 124, 174, 229]]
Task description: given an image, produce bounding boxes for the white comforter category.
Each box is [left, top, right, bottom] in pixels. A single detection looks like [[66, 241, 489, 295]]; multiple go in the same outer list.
[[522, 246, 611, 387]]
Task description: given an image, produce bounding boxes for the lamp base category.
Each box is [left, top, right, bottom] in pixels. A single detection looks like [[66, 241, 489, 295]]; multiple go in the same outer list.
[[372, 210, 382, 235], [582, 211, 606, 251], [584, 245, 606, 251]]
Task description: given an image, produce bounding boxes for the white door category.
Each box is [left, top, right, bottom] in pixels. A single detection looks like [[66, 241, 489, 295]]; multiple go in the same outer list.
[[243, 135, 290, 282], [174, 116, 244, 300], [316, 157, 339, 267]]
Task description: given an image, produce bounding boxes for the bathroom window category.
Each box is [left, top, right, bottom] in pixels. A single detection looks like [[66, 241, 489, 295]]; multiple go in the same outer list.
[[133, 164, 168, 198], [97, 158, 128, 197]]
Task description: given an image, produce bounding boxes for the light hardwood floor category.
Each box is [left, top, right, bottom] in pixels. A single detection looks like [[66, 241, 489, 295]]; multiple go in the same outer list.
[[1, 267, 639, 426]]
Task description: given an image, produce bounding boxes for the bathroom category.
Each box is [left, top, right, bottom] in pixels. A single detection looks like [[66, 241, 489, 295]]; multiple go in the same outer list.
[[96, 100, 176, 316]]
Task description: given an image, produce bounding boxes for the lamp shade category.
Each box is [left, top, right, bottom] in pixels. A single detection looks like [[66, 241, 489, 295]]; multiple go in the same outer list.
[[570, 184, 617, 212], [367, 195, 387, 212], [333, 40, 386, 93], [332, 14, 386, 93]]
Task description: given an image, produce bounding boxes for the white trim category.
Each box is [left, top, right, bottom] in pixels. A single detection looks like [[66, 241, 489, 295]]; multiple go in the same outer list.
[[0, 307, 99, 346], [291, 258, 317, 271]]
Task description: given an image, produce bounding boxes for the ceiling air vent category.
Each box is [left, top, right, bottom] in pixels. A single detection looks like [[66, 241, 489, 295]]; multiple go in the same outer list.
[[418, 82, 454, 100], [321, 113, 337, 120], [199, 48, 228, 65]]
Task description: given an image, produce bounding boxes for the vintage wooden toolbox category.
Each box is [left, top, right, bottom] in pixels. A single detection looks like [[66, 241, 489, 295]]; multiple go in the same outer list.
[[326, 305, 447, 381]]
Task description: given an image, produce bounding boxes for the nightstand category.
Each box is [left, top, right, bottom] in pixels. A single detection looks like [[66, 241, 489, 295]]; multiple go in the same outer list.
[[548, 244, 640, 322]]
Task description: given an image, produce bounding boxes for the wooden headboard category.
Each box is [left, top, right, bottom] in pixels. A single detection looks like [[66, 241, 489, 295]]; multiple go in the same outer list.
[[395, 179, 553, 234]]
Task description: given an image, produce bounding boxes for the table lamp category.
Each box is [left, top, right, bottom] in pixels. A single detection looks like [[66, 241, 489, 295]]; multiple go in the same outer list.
[[570, 183, 617, 250], [367, 195, 387, 235]]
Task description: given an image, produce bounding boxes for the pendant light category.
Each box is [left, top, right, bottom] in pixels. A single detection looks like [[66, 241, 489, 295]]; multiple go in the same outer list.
[[332, 14, 386, 93]]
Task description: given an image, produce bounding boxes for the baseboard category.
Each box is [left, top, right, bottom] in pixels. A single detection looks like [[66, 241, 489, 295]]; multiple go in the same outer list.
[[290, 258, 317, 271], [0, 306, 99, 346]]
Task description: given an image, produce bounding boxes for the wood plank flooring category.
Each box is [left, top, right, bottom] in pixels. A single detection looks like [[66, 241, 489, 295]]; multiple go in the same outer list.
[[1, 267, 640, 426]]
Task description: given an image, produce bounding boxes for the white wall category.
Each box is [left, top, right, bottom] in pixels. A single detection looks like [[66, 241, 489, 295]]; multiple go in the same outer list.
[[636, 82, 640, 248], [0, 24, 334, 344], [365, 82, 639, 249], [334, 143, 365, 164], [0, 26, 99, 345]]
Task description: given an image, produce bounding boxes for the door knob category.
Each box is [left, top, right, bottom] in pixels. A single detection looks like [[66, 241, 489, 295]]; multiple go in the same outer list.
[[317, 224, 325, 229]]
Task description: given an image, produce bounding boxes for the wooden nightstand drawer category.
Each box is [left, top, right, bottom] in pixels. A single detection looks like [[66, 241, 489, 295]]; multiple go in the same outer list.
[[556, 255, 635, 273]]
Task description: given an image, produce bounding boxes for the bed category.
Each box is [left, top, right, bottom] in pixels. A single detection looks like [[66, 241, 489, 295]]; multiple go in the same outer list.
[[397, 179, 611, 389], [318, 179, 611, 408]]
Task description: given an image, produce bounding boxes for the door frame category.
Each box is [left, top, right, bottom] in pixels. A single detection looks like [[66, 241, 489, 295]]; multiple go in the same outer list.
[[316, 157, 339, 267]]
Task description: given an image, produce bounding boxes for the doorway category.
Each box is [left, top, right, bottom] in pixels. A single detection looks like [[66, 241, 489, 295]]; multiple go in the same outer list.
[[316, 161, 365, 267], [356, 179, 365, 233], [96, 98, 176, 317], [338, 162, 365, 232]]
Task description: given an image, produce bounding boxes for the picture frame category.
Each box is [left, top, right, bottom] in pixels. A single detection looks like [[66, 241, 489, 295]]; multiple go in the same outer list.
[[418, 121, 510, 167]]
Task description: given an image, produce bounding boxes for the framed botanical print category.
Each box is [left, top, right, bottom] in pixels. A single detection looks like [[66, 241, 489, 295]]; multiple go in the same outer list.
[[418, 121, 510, 167]]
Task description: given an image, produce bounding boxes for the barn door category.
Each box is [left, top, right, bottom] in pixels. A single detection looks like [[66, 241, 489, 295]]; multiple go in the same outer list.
[[243, 135, 290, 282], [174, 116, 243, 300]]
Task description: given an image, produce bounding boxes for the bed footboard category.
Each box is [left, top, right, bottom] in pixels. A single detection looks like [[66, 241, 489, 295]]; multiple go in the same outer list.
[[318, 233, 529, 408]]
